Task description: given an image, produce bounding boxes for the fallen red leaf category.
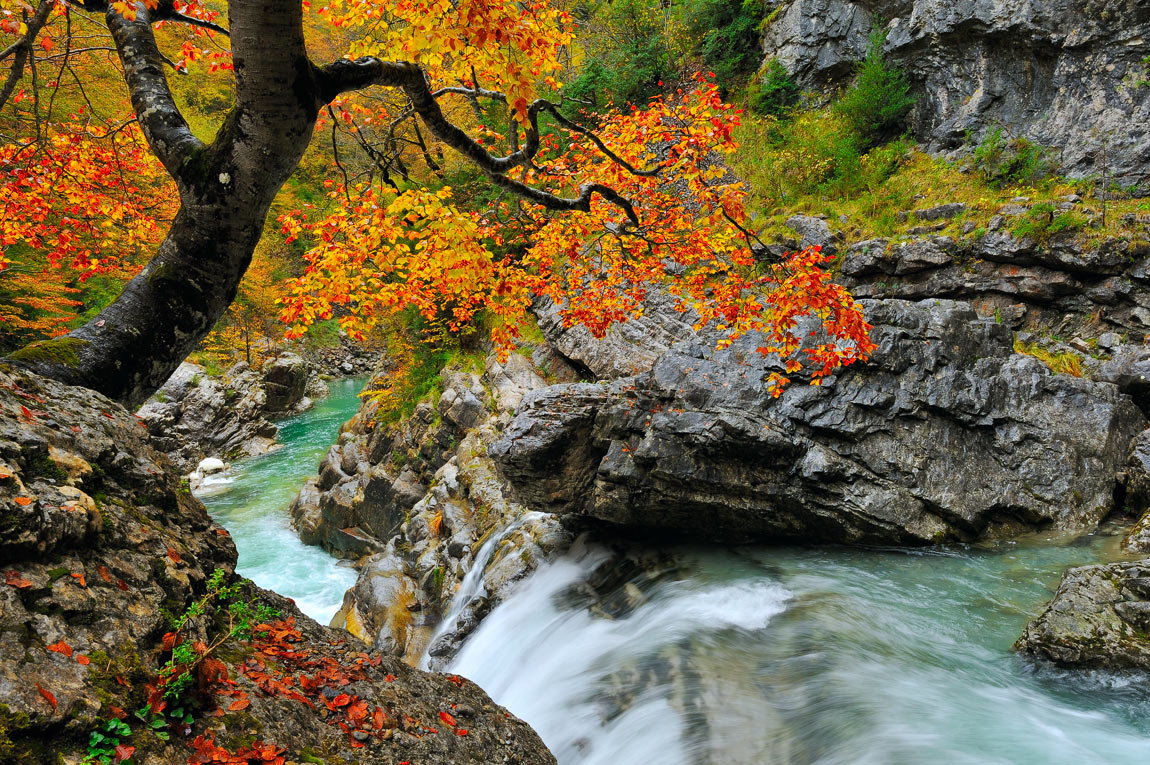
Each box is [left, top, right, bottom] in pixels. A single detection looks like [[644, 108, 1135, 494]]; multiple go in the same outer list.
[[19, 405, 36, 420], [331, 693, 351, 707], [161, 632, 177, 651], [116, 579, 128, 591], [5, 570, 33, 588], [97, 565, 113, 583], [456, 728, 469, 736], [167, 548, 181, 564], [13, 496, 33, 506], [46, 640, 73, 657], [113, 743, 134, 762], [228, 696, 250, 711], [108, 706, 126, 719], [70, 572, 86, 587], [76, 654, 90, 666], [36, 683, 57, 710], [439, 710, 457, 727]]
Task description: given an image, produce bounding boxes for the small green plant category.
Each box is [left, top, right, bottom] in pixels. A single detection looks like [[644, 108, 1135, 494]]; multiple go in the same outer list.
[[1013, 339, 1084, 376], [834, 28, 915, 148], [970, 127, 1058, 187], [1013, 202, 1087, 242], [84, 719, 134, 764], [749, 58, 800, 116], [155, 570, 277, 705]]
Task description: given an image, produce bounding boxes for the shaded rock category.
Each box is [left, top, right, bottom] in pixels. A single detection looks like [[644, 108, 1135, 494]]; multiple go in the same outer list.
[[494, 299, 1145, 544], [262, 352, 310, 412], [1016, 560, 1150, 670]]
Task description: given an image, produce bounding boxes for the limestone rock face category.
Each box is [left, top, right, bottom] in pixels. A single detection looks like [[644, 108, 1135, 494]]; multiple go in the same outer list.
[[292, 352, 574, 666], [494, 299, 1145, 544], [762, 0, 1150, 181], [1016, 560, 1150, 670], [0, 363, 555, 764]]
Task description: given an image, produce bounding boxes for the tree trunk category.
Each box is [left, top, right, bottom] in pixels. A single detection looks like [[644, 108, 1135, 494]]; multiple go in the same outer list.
[[5, 0, 322, 410]]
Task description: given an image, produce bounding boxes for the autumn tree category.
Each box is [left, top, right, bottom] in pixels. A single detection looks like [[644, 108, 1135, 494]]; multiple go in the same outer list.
[[1, 0, 873, 408]]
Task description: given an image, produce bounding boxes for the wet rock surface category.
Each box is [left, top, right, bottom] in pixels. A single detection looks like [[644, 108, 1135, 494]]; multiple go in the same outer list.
[[0, 363, 554, 764], [494, 299, 1145, 544], [294, 351, 576, 666], [1016, 560, 1150, 670]]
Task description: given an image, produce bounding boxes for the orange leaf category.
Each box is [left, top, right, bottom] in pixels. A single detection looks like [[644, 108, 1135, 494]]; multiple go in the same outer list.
[[97, 565, 113, 583], [36, 683, 57, 710], [439, 711, 457, 727], [13, 496, 33, 506], [167, 548, 181, 564], [5, 570, 33, 589], [46, 641, 73, 657], [455, 728, 469, 736], [70, 572, 86, 587], [113, 744, 134, 762], [331, 693, 350, 707], [228, 696, 250, 711], [76, 654, 90, 666]]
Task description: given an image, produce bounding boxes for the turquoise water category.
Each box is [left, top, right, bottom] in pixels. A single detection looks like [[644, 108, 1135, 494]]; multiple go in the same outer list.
[[195, 377, 365, 623], [195, 378, 1150, 764], [450, 531, 1150, 765]]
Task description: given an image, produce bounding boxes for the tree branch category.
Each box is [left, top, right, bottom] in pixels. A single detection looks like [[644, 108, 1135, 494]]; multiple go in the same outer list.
[[318, 58, 642, 225], [0, 0, 57, 113], [105, 3, 202, 177]]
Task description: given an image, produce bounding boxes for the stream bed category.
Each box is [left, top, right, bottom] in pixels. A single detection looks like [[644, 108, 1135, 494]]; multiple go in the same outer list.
[[450, 532, 1150, 765], [196, 382, 1150, 764], [194, 376, 365, 623]]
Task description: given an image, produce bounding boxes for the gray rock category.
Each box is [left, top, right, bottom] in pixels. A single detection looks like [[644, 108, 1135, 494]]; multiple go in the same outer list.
[[1016, 560, 1150, 670], [494, 299, 1145, 544], [762, 0, 1150, 182], [913, 202, 966, 222], [785, 214, 836, 253], [262, 352, 310, 412]]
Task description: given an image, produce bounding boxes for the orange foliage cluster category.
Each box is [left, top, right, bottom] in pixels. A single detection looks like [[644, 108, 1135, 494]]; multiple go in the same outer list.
[[281, 78, 874, 388]]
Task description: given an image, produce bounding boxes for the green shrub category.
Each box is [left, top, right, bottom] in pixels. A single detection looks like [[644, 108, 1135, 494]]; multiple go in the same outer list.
[[749, 58, 800, 116], [835, 28, 915, 148], [1012, 202, 1086, 242], [970, 127, 1059, 187], [690, 0, 764, 86]]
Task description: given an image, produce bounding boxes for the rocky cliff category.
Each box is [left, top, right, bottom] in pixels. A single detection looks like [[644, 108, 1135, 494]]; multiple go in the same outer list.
[[762, 0, 1150, 182], [0, 363, 554, 764], [494, 298, 1144, 544]]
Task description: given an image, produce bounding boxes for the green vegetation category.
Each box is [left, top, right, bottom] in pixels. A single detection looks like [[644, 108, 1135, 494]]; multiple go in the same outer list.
[[1013, 339, 1085, 377], [834, 29, 915, 148], [749, 58, 800, 116], [1012, 202, 1088, 242], [969, 127, 1059, 187]]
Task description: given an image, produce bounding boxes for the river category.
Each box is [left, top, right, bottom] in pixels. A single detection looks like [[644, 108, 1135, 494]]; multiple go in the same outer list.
[[194, 376, 364, 623], [199, 381, 1150, 764]]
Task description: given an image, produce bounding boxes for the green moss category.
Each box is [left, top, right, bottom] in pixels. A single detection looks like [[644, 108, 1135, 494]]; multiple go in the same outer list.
[[27, 453, 66, 483], [7, 336, 88, 368]]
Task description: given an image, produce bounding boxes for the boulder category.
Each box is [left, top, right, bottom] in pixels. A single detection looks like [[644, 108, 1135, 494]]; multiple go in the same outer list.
[[1016, 560, 1150, 670], [494, 299, 1145, 544], [261, 352, 310, 412]]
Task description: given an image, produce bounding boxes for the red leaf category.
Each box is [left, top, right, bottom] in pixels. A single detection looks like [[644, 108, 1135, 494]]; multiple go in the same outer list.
[[76, 654, 90, 666], [13, 496, 33, 506], [167, 548, 181, 564], [97, 565, 113, 583], [455, 728, 469, 736], [228, 696, 250, 711], [19, 405, 36, 420], [113, 744, 134, 762], [331, 693, 351, 707], [116, 579, 129, 591], [372, 706, 385, 730], [46, 640, 73, 657], [70, 572, 86, 587], [108, 706, 126, 719], [5, 570, 34, 588], [161, 632, 177, 651], [36, 683, 57, 710], [439, 711, 457, 727]]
